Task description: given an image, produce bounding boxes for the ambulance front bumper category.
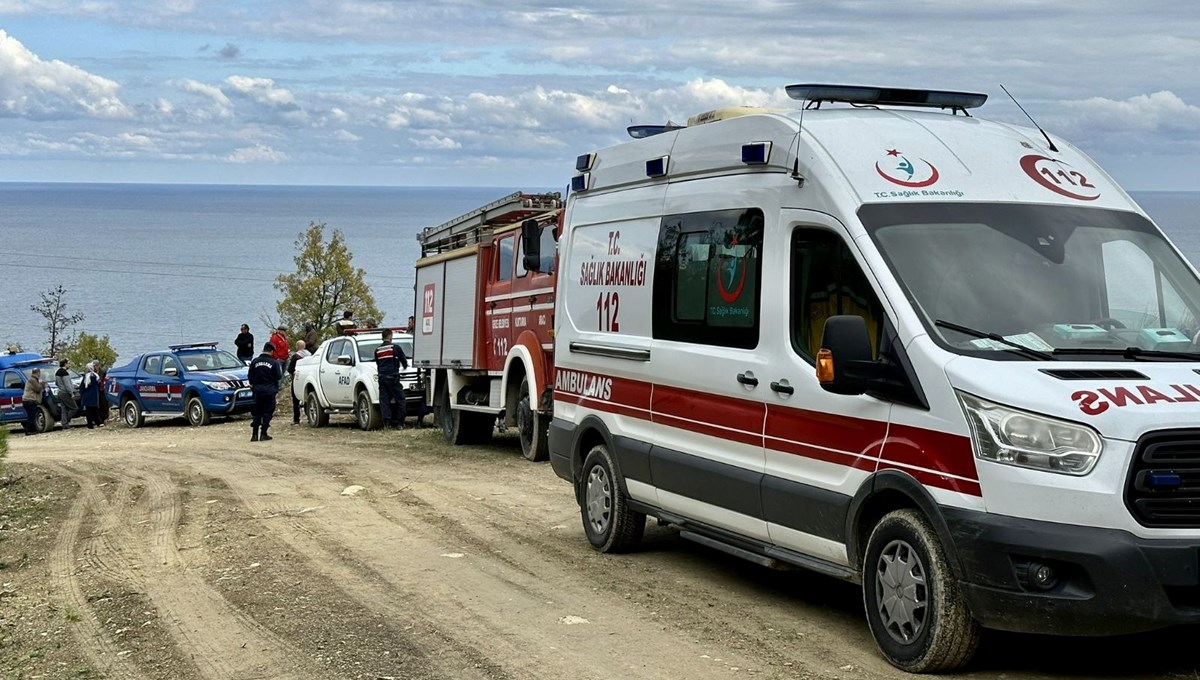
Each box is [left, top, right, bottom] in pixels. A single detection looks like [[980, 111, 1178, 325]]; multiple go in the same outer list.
[[945, 507, 1200, 635]]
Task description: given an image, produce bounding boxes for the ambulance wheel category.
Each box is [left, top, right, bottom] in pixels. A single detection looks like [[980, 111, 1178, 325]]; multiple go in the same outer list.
[[121, 398, 144, 428], [579, 443, 645, 553], [35, 405, 53, 433], [356, 390, 381, 431], [517, 377, 549, 462], [862, 509, 980, 673], [305, 390, 328, 428], [186, 395, 211, 426]]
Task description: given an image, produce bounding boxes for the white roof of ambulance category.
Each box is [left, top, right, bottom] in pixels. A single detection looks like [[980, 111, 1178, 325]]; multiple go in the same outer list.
[[577, 105, 1142, 239]]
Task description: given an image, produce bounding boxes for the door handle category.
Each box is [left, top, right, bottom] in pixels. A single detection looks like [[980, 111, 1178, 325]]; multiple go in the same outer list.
[[736, 372, 759, 387], [770, 381, 794, 396]]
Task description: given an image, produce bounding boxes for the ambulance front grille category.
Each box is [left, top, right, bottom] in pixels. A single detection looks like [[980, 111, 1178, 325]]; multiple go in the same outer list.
[[1126, 430, 1200, 528]]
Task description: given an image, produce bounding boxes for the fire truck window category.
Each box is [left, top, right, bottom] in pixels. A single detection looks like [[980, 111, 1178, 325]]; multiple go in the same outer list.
[[652, 208, 764, 349], [497, 236, 514, 282], [540, 226, 556, 274], [791, 229, 883, 362]]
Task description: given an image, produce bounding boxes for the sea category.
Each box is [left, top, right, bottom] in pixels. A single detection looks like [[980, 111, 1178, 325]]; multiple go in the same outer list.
[[0, 183, 1198, 363]]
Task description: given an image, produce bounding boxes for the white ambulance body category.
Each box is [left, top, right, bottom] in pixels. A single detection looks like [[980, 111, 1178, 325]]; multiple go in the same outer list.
[[545, 85, 1200, 672]]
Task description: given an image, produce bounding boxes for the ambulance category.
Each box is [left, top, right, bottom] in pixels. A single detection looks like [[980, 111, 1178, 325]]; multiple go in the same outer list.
[[529, 84, 1200, 672]]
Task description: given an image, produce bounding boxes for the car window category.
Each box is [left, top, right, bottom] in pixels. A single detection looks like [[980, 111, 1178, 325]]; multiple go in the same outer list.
[[143, 355, 162, 375], [162, 356, 182, 375], [2, 371, 21, 389], [325, 339, 345, 362]]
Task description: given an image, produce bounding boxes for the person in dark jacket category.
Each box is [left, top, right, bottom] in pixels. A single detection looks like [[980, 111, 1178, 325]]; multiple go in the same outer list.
[[22, 367, 45, 435], [55, 359, 77, 429], [80, 361, 103, 429], [248, 342, 283, 442], [303, 323, 318, 352], [374, 328, 409, 429], [235, 324, 254, 363], [335, 310, 356, 336], [287, 340, 311, 425]]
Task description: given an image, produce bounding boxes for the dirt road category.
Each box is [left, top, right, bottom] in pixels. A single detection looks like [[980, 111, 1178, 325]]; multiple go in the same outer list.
[[3, 418, 1200, 679]]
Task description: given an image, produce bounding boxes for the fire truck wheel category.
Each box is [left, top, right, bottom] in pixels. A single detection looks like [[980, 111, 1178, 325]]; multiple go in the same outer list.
[[862, 509, 980, 673], [438, 385, 493, 445], [35, 404, 53, 433], [579, 443, 645, 553], [121, 397, 144, 428], [356, 390, 381, 430], [186, 395, 211, 426], [517, 377, 549, 462], [305, 390, 329, 427]]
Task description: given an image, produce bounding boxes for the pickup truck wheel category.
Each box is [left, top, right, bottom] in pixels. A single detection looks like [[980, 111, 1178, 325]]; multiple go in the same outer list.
[[186, 395, 211, 426], [517, 377, 549, 462], [305, 390, 328, 428], [356, 389, 381, 430], [579, 443, 645, 553], [863, 509, 980, 673], [121, 397, 144, 428], [35, 404, 53, 433]]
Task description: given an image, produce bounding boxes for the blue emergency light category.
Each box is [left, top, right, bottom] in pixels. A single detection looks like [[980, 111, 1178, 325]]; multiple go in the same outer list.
[[571, 173, 591, 192], [742, 142, 771, 165], [627, 124, 682, 139], [645, 156, 668, 178], [168, 342, 219, 351], [786, 84, 987, 111]]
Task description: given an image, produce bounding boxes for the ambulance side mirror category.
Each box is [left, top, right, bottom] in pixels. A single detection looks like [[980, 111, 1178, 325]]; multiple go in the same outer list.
[[817, 315, 879, 396], [521, 219, 543, 273]]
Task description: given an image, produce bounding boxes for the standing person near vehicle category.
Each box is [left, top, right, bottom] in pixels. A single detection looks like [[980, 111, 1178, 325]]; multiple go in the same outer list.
[[80, 361, 102, 429], [248, 342, 283, 442], [95, 363, 109, 425], [235, 324, 254, 363], [374, 328, 409, 429], [406, 315, 415, 333], [287, 340, 311, 425], [303, 323, 318, 352], [22, 367, 44, 435], [335, 310, 356, 336], [269, 326, 289, 362], [55, 359, 76, 429]]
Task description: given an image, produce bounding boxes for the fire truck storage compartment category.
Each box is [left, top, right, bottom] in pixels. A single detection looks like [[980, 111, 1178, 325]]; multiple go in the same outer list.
[[413, 251, 479, 368]]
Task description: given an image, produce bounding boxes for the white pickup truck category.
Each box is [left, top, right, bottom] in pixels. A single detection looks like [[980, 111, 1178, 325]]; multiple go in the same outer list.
[[292, 329, 422, 430]]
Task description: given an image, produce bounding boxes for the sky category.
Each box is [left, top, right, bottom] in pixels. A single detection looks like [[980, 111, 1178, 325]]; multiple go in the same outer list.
[[2, 1, 1200, 190]]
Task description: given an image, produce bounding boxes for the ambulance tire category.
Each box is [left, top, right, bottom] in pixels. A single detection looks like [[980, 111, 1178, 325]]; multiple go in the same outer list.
[[35, 404, 53, 433], [579, 443, 645, 553], [306, 390, 329, 428], [862, 509, 980, 673], [186, 395, 211, 426], [517, 377, 549, 462], [356, 389, 381, 431], [121, 397, 144, 429]]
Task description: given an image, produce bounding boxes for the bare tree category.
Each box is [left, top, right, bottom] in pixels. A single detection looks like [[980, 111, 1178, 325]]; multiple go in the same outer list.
[[30, 285, 85, 356]]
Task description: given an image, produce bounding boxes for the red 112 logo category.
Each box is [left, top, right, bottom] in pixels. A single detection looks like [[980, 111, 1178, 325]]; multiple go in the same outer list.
[[1020, 155, 1100, 201]]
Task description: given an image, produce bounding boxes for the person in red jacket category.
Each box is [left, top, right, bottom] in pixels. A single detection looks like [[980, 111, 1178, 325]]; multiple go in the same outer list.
[[269, 326, 289, 363]]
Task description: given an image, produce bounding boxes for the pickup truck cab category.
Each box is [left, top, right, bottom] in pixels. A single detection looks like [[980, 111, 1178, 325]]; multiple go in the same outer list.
[[105, 342, 253, 427], [0, 352, 80, 432], [293, 328, 421, 430]]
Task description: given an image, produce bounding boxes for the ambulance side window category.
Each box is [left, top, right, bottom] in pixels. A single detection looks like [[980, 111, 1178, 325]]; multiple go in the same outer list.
[[791, 229, 884, 361], [497, 236, 514, 282], [653, 208, 764, 349]]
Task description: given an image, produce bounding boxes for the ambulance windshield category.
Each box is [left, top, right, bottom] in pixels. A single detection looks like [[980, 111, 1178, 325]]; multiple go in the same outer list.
[[861, 203, 1200, 360]]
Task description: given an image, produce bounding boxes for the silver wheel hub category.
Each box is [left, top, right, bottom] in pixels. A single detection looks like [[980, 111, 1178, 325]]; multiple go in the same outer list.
[[875, 539, 928, 645], [585, 465, 612, 535]]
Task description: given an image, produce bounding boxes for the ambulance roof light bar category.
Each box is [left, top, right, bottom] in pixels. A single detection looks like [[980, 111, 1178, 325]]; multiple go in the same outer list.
[[785, 84, 987, 114], [627, 123, 683, 139]]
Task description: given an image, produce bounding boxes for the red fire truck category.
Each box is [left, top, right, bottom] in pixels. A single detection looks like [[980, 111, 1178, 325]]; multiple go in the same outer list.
[[413, 191, 561, 460]]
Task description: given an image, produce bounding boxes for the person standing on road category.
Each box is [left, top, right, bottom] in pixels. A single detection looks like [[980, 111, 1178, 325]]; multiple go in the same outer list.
[[55, 359, 77, 430], [374, 328, 409, 429], [287, 340, 311, 425], [80, 361, 103, 429], [235, 324, 254, 363], [269, 326, 289, 362], [22, 367, 45, 435], [303, 323, 318, 352], [249, 342, 283, 442], [335, 310, 356, 336]]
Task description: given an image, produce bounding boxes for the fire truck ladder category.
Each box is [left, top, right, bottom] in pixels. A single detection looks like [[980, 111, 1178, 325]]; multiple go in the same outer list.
[[417, 191, 562, 257]]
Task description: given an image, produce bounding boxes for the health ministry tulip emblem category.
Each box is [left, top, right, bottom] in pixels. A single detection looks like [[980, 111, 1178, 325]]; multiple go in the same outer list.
[[876, 148, 940, 188]]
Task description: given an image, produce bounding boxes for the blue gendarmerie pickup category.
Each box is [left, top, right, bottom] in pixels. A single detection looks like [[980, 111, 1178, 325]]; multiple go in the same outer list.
[[0, 352, 81, 432], [104, 342, 254, 428]]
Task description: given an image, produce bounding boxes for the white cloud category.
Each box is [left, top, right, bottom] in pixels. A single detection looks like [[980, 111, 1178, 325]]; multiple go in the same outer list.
[[332, 128, 361, 142], [1062, 91, 1200, 133], [225, 75, 296, 106], [227, 143, 288, 163], [0, 29, 132, 120], [411, 134, 460, 150]]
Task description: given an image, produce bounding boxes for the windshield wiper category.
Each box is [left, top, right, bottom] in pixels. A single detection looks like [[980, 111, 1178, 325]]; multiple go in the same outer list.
[[1051, 346, 1200, 362], [934, 319, 1057, 361]]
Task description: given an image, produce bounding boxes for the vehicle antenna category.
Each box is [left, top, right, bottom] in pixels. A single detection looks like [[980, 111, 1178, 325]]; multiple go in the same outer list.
[[1000, 83, 1058, 153], [791, 94, 807, 186]]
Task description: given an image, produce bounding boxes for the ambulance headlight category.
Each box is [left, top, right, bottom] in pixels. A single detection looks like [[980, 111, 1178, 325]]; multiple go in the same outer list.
[[957, 393, 1102, 476]]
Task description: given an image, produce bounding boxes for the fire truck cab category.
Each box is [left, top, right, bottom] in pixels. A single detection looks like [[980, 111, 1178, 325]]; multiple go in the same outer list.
[[413, 191, 561, 460], [547, 84, 1200, 672]]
